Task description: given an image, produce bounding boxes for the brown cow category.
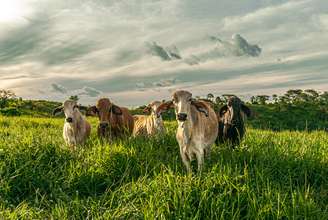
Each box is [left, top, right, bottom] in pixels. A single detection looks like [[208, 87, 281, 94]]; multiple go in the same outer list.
[[89, 98, 134, 140], [133, 101, 165, 137]]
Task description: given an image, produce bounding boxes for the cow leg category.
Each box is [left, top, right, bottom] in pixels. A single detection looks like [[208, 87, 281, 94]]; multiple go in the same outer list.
[[196, 148, 205, 172], [204, 147, 211, 161], [179, 146, 191, 173]]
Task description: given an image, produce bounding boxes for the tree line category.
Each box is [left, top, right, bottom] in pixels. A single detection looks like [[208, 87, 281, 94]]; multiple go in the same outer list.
[[1, 88, 328, 131]]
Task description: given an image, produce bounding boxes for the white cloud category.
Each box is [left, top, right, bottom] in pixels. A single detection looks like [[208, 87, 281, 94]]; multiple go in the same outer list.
[[0, 0, 327, 106]]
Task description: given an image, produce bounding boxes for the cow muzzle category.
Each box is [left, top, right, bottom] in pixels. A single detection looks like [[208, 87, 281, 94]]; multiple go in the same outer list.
[[65, 117, 73, 123], [100, 122, 109, 129], [177, 113, 187, 121]]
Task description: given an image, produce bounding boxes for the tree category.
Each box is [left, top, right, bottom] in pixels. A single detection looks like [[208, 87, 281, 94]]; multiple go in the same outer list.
[[285, 89, 303, 104], [272, 94, 278, 103], [320, 91, 328, 104], [215, 96, 223, 105], [0, 89, 16, 108], [69, 95, 79, 102], [207, 93, 214, 101], [250, 96, 258, 104], [222, 94, 235, 102], [257, 95, 270, 105], [304, 89, 319, 103]]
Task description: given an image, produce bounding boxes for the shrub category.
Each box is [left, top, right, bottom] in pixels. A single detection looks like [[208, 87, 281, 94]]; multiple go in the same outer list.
[[0, 107, 21, 116]]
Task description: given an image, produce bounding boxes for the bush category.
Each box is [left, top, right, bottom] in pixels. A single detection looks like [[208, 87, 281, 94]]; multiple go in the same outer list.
[[0, 107, 21, 116]]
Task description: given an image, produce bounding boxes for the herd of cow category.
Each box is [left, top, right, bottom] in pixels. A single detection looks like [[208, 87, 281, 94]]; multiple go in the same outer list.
[[53, 90, 252, 172]]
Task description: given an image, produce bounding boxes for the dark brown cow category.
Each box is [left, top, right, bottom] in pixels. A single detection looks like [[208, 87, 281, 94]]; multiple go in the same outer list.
[[89, 98, 134, 140], [216, 96, 251, 148]]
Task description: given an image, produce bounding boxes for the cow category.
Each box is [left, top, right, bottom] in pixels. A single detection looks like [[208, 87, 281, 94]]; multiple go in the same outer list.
[[88, 98, 134, 140], [156, 90, 218, 173], [133, 101, 165, 137], [216, 96, 251, 147], [53, 100, 91, 150]]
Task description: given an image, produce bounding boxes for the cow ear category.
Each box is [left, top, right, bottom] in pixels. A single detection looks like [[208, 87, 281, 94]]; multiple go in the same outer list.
[[191, 100, 209, 117], [143, 105, 151, 114], [87, 106, 98, 116], [219, 105, 228, 117], [53, 106, 63, 116], [111, 104, 123, 115], [155, 101, 174, 115], [241, 104, 251, 117]]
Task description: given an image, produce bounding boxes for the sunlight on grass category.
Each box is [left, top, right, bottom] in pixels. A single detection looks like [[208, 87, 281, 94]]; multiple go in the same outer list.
[[0, 116, 327, 219]]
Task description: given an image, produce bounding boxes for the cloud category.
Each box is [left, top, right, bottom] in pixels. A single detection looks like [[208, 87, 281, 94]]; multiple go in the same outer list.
[[50, 83, 101, 98], [231, 34, 261, 57], [136, 78, 177, 91], [192, 34, 262, 62], [78, 86, 101, 97], [0, 0, 328, 106], [146, 42, 182, 61], [51, 83, 67, 94]]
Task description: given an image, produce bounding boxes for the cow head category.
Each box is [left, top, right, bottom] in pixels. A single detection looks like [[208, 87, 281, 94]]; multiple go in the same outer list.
[[219, 96, 251, 126], [53, 100, 86, 123], [143, 101, 163, 118], [88, 98, 122, 136], [156, 90, 209, 123]]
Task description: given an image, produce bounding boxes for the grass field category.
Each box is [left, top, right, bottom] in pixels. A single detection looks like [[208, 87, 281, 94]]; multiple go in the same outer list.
[[0, 116, 328, 219]]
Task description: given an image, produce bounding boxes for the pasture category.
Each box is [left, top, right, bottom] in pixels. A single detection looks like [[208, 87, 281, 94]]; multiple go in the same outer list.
[[0, 116, 328, 219]]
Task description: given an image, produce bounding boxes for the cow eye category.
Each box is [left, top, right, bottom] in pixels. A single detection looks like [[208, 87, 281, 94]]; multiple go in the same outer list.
[[188, 98, 192, 102]]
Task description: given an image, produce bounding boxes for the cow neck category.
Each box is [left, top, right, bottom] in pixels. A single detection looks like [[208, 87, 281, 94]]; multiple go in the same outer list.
[[178, 108, 194, 146], [71, 111, 83, 133], [151, 113, 162, 130]]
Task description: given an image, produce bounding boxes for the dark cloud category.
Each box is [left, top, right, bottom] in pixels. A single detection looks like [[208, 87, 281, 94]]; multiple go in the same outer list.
[[78, 86, 101, 97], [146, 42, 182, 61], [145, 34, 260, 65], [136, 78, 177, 91], [232, 34, 261, 57], [184, 55, 201, 65], [50, 83, 101, 97], [208, 34, 262, 57], [51, 83, 67, 94]]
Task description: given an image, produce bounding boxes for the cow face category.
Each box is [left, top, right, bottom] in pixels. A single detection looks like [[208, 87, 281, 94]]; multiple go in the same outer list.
[[53, 100, 80, 123], [172, 90, 193, 121], [88, 98, 122, 136], [219, 96, 251, 126], [156, 90, 209, 123], [143, 101, 163, 118]]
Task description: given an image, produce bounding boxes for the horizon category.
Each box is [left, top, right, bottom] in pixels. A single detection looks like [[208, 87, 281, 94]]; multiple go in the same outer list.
[[0, 0, 328, 106]]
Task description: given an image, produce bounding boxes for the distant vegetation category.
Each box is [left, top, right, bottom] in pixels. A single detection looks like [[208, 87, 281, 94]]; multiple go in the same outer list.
[[1, 88, 328, 130]]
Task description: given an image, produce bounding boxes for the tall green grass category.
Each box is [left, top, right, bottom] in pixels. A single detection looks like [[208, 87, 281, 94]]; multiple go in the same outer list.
[[0, 116, 327, 219]]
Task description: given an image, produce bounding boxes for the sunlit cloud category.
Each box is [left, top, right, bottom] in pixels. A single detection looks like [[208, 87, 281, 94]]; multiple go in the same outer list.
[[0, 0, 327, 106]]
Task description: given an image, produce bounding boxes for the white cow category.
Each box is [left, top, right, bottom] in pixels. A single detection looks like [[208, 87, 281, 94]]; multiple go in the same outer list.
[[157, 90, 218, 172], [53, 100, 91, 150]]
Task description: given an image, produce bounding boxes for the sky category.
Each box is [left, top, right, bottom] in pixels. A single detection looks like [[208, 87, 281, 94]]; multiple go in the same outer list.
[[0, 0, 327, 106]]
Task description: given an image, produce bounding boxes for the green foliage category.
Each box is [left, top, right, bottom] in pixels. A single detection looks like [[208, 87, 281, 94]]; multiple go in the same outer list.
[[2, 88, 328, 131], [0, 99, 61, 117], [0, 116, 328, 219], [0, 89, 16, 108], [0, 107, 21, 116], [69, 95, 79, 102]]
